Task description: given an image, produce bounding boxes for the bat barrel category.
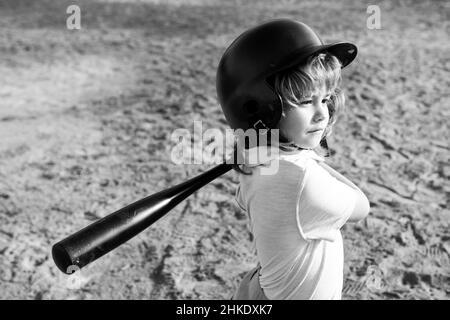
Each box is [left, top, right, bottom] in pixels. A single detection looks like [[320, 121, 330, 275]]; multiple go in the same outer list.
[[52, 163, 232, 274]]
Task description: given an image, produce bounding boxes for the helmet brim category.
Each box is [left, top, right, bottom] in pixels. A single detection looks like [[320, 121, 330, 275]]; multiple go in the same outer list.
[[270, 42, 358, 75]]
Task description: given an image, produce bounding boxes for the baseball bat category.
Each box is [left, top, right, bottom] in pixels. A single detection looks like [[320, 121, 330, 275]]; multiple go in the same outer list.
[[52, 162, 232, 274]]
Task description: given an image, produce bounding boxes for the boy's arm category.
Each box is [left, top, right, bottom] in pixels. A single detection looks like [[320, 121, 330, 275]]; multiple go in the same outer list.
[[317, 161, 370, 222]]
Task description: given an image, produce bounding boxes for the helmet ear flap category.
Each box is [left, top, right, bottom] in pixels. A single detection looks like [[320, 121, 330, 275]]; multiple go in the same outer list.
[[247, 97, 283, 131], [243, 100, 268, 130], [243, 100, 259, 115], [240, 80, 283, 131]]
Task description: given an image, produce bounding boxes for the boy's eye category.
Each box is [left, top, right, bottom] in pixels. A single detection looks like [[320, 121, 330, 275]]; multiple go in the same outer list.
[[300, 100, 312, 105], [322, 98, 330, 103]]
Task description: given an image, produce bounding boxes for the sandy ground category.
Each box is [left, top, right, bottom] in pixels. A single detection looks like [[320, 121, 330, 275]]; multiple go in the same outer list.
[[0, 0, 449, 299]]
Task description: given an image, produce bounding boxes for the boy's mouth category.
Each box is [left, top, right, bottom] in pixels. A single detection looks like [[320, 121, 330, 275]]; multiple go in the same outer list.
[[307, 128, 324, 133]]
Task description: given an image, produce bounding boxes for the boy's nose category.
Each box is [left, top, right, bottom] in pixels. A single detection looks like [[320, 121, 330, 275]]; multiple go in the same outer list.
[[313, 113, 325, 123], [313, 103, 327, 123]]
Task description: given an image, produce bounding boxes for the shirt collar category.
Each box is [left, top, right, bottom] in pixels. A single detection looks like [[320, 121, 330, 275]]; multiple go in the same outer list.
[[240, 146, 325, 167]]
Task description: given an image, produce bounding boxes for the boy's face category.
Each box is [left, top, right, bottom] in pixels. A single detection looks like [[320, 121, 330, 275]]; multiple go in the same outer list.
[[277, 86, 331, 149]]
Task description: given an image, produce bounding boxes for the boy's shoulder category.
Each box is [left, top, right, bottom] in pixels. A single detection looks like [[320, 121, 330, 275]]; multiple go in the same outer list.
[[279, 149, 325, 164], [238, 148, 324, 184], [240, 157, 307, 188]]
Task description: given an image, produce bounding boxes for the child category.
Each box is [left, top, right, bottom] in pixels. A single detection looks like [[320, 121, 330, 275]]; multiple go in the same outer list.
[[216, 19, 370, 299]]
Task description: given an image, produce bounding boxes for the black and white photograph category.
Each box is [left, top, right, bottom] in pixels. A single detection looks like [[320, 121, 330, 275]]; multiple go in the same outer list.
[[0, 0, 449, 301]]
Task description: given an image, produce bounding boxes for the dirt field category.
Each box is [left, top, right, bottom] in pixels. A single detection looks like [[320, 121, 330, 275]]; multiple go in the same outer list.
[[0, 0, 449, 299]]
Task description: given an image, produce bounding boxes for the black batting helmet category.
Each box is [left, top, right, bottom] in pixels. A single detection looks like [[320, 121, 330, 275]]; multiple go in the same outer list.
[[216, 18, 357, 131]]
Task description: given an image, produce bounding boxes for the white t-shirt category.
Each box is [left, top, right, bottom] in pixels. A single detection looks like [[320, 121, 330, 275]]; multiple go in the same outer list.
[[235, 148, 357, 300]]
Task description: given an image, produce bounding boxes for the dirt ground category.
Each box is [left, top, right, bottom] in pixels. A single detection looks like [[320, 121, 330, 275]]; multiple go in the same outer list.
[[0, 0, 449, 300]]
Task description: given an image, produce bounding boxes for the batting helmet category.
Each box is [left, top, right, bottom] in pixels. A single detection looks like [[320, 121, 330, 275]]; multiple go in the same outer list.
[[216, 18, 357, 131]]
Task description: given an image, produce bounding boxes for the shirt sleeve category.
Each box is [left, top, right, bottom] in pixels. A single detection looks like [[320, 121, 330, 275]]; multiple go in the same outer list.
[[295, 160, 357, 242]]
